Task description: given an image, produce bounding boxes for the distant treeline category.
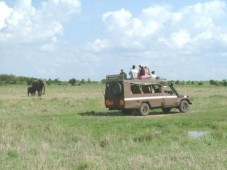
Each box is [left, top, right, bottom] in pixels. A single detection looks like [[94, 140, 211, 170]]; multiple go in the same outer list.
[[0, 74, 226, 86], [0, 74, 99, 86], [171, 80, 227, 86]]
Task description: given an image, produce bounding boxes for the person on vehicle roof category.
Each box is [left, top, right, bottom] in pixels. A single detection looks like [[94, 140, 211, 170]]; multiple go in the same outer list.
[[138, 65, 147, 80], [151, 71, 158, 79], [129, 65, 138, 79], [120, 69, 127, 79]]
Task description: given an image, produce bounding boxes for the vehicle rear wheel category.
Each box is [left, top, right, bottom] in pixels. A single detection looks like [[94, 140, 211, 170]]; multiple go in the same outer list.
[[162, 108, 171, 113], [179, 100, 189, 113], [139, 103, 150, 116]]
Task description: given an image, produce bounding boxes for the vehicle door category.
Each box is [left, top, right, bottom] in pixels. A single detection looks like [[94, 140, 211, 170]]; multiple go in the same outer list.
[[162, 85, 178, 107]]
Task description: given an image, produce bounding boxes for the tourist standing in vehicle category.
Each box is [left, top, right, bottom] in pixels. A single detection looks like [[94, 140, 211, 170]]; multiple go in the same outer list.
[[120, 69, 127, 79], [151, 71, 157, 79], [138, 65, 146, 80], [129, 65, 138, 79]]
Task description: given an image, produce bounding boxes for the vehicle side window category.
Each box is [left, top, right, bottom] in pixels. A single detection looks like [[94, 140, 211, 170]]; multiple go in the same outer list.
[[131, 84, 156, 94], [131, 85, 142, 94], [153, 84, 161, 93], [142, 85, 154, 94]]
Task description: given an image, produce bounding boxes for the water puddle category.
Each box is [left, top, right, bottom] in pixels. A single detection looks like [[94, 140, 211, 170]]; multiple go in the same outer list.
[[188, 131, 209, 139]]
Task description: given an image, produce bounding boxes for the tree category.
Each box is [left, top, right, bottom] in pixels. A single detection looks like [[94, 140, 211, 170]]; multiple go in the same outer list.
[[222, 79, 227, 86], [87, 78, 91, 84], [69, 78, 77, 86], [101, 79, 106, 84], [80, 79, 85, 84]]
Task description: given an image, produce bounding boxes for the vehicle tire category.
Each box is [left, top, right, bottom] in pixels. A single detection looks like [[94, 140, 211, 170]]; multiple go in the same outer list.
[[162, 108, 171, 113], [110, 82, 122, 96], [179, 100, 189, 113], [139, 103, 150, 116]]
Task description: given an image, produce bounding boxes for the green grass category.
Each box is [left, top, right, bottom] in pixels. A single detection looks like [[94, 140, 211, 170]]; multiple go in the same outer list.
[[0, 84, 227, 169]]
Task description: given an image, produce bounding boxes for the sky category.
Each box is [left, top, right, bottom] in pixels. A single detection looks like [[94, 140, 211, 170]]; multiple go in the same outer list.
[[0, 0, 227, 81]]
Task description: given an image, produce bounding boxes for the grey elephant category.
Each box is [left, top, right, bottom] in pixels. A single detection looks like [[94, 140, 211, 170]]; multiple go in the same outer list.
[[31, 79, 46, 96], [27, 86, 36, 96]]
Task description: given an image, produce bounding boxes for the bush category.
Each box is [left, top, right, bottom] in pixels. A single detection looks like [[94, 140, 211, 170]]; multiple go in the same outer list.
[[198, 82, 204, 85], [69, 78, 77, 86]]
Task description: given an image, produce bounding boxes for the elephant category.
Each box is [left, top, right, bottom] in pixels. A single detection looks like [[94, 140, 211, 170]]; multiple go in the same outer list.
[[31, 79, 46, 96], [27, 86, 36, 96]]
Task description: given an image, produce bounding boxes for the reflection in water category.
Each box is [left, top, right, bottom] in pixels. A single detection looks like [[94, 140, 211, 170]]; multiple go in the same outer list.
[[188, 131, 209, 139]]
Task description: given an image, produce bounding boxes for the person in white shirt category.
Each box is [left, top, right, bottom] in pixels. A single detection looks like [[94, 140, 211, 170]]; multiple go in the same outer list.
[[129, 65, 138, 79]]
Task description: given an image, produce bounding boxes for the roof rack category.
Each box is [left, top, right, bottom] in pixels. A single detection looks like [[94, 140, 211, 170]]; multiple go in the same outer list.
[[106, 74, 124, 81], [106, 74, 168, 84]]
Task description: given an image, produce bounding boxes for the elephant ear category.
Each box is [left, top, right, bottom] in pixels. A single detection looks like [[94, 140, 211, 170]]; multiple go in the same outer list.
[[39, 79, 46, 94], [39, 79, 46, 85]]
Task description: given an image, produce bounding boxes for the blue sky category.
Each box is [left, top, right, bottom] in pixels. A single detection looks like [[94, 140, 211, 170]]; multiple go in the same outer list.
[[0, 0, 227, 81]]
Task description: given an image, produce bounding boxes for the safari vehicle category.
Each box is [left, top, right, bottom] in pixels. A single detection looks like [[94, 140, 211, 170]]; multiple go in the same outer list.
[[104, 74, 192, 116]]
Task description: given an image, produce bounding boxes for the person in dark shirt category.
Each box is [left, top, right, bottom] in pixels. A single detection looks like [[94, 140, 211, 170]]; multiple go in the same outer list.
[[120, 69, 127, 79]]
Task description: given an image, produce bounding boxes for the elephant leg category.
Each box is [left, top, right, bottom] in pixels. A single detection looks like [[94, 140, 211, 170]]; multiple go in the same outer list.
[[28, 87, 32, 96], [38, 90, 41, 96]]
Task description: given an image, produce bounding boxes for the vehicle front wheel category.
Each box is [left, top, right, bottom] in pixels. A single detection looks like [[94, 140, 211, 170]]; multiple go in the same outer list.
[[179, 100, 189, 113], [139, 103, 150, 116]]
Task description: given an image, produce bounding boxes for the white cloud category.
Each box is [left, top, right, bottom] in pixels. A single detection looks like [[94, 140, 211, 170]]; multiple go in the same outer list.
[[85, 0, 227, 80], [0, 0, 80, 44], [0, 0, 83, 80], [102, 7, 163, 39], [87, 39, 110, 52], [98, 0, 227, 52], [42, 0, 81, 20], [141, 5, 171, 23], [0, 1, 12, 30], [103, 8, 132, 30], [172, 12, 182, 22], [195, 31, 213, 41], [170, 30, 191, 48], [40, 37, 59, 52], [221, 34, 227, 44], [16, 0, 32, 9]]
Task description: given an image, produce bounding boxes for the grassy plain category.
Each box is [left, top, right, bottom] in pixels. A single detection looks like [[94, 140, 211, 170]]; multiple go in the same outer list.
[[0, 84, 226, 170]]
